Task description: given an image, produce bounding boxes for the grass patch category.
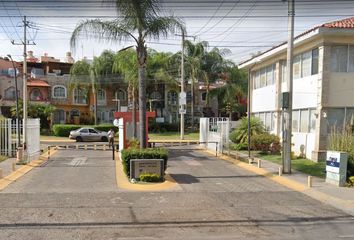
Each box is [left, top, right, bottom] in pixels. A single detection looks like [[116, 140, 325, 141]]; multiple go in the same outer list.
[[0, 155, 8, 163], [149, 132, 199, 140], [239, 150, 326, 178]]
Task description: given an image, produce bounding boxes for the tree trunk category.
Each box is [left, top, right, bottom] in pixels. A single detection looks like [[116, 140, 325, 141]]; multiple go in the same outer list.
[[191, 76, 195, 131], [132, 85, 137, 138], [206, 81, 210, 108], [92, 86, 97, 125], [137, 42, 147, 148]]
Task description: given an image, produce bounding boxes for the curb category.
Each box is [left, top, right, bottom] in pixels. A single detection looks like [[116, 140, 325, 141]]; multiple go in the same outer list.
[[204, 149, 354, 216], [115, 153, 181, 192], [0, 149, 57, 191]]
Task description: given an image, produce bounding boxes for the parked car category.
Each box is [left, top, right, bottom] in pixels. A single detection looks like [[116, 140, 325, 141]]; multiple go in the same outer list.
[[69, 128, 109, 142]]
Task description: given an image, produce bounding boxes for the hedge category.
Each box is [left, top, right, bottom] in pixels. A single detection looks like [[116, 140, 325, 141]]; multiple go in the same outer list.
[[121, 148, 168, 177], [148, 122, 179, 133], [139, 173, 162, 182], [52, 124, 119, 137]]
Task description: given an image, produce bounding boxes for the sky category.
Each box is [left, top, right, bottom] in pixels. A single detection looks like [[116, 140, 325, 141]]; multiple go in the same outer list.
[[0, 0, 354, 65]]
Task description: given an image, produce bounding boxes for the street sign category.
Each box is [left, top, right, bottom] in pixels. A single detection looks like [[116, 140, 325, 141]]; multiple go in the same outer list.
[[179, 104, 186, 114], [179, 92, 186, 105], [113, 119, 119, 127]]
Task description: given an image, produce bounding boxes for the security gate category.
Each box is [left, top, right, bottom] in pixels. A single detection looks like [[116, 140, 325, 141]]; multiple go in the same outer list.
[[200, 117, 230, 153]]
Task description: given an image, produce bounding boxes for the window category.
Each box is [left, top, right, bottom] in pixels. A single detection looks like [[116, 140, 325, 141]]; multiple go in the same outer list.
[[71, 109, 80, 117], [150, 91, 162, 100], [52, 85, 66, 98], [53, 109, 65, 124], [300, 109, 309, 133], [259, 112, 265, 124], [349, 46, 354, 72], [331, 45, 348, 72], [115, 89, 126, 101], [73, 87, 87, 104], [309, 109, 316, 132], [79, 128, 88, 133], [312, 48, 319, 75], [89, 129, 98, 134], [346, 108, 354, 126], [97, 89, 106, 106], [4, 87, 16, 100], [281, 60, 287, 82], [168, 91, 178, 104], [292, 110, 299, 132], [260, 68, 266, 88], [293, 55, 301, 79], [301, 51, 312, 77], [30, 88, 43, 101], [266, 65, 274, 86], [327, 108, 345, 133], [265, 112, 272, 131], [254, 71, 260, 89]]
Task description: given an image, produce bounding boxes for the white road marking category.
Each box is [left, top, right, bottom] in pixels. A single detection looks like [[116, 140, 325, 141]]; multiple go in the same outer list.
[[68, 157, 87, 166]]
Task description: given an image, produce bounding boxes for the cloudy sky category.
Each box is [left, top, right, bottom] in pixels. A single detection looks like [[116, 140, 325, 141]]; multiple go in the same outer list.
[[0, 0, 354, 64]]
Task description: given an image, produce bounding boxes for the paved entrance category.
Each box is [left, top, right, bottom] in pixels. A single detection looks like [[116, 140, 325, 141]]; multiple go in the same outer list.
[[0, 147, 353, 239], [2, 149, 116, 193]]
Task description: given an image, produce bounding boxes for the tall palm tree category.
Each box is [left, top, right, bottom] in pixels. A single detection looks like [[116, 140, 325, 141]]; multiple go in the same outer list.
[[71, 0, 185, 148], [184, 40, 208, 130]]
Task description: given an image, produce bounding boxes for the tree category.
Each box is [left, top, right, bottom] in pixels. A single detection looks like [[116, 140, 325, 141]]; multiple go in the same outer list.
[[71, 0, 185, 148], [183, 40, 208, 130], [70, 51, 115, 125], [210, 66, 247, 119], [113, 49, 138, 138], [10, 100, 55, 129]]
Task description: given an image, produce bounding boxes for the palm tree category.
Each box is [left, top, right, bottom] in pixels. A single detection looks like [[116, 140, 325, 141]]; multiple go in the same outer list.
[[71, 0, 185, 148], [113, 49, 138, 138], [210, 66, 247, 119], [184, 40, 208, 130]]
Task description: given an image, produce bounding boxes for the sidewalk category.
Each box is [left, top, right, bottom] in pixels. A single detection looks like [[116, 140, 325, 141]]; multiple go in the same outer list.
[[224, 150, 354, 215], [0, 157, 17, 178]]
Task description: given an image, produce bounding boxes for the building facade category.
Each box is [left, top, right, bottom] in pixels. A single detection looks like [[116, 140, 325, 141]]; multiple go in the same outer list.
[[240, 17, 354, 161]]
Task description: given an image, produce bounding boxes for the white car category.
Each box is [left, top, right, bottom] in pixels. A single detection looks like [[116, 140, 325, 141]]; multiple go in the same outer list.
[[69, 128, 109, 142]]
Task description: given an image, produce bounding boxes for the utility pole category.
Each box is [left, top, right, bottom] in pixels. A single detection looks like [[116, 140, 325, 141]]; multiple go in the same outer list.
[[11, 16, 36, 163], [176, 32, 195, 140], [282, 0, 295, 174], [180, 31, 185, 140]]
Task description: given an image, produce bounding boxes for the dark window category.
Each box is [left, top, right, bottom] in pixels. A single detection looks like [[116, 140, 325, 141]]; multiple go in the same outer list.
[[312, 48, 319, 75]]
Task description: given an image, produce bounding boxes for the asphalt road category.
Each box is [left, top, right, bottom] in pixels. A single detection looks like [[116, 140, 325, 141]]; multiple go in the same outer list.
[[0, 147, 353, 240]]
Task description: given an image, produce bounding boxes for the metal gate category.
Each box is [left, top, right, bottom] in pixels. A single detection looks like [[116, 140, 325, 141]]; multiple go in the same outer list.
[[200, 117, 230, 154], [0, 118, 22, 157]]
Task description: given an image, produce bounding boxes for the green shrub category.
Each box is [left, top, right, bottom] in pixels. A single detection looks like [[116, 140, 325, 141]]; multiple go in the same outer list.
[[121, 148, 168, 177], [127, 138, 140, 149], [229, 117, 265, 144], [53, 124, 82, 137], [139, 173, 162, 182], [52, 124, 118, 137], [251, 133, 280, 153], [230, 143, 248, 151]]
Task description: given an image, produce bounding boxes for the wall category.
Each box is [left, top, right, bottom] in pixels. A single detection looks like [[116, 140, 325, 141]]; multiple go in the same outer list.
[[327, 72, 354, 107], [252, 85, 276, 112]]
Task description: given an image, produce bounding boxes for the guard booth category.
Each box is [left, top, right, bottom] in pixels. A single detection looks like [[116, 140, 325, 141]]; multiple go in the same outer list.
[[114, 111, 156, 150]]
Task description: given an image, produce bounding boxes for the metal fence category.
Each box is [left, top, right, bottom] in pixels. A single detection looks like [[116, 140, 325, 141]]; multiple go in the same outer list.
[[0, 118, 22, 157], [200, 117, 230, 154]]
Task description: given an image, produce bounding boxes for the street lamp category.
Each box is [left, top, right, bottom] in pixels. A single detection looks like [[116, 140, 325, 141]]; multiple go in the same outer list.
[[7, 54, 21, 148]]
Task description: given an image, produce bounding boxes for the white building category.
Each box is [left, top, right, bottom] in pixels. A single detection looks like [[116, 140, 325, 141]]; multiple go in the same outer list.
[[239, 17, 354, 161]]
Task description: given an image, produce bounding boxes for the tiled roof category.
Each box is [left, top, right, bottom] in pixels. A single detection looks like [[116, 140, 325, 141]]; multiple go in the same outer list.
[[321, 17, 354, 28], [27, 79, 50, 87]]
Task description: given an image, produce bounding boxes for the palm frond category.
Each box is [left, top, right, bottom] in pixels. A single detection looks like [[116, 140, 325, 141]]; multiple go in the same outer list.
[[144, 16, 185, 40], [70, 19, 137, 51]]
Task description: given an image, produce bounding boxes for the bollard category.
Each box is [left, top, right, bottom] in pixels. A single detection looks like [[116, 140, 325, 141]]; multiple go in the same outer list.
[[257, 159, 262, 168], [308, 176, 313, 187], [48, 146, 51, 160], [76, 145, 79, 150], [55, 146, 58, 150], [66, 145, 69, 149], [84, 145, 87, 150], [0, 168, 3, 179], [12, 161, 16, 171], [94, 145, 97, 150], [248, 157, 253, 164], [17, 147, 23, 162], [279, 166, 283, 176], [103, 145, 106, 151]]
